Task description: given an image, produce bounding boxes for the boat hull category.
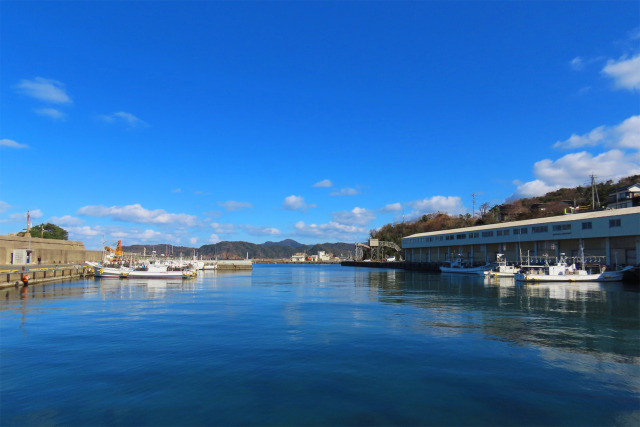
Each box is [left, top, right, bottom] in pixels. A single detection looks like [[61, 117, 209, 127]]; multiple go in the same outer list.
[[440, 265, 492, 275], [514, 269, 629, 282]]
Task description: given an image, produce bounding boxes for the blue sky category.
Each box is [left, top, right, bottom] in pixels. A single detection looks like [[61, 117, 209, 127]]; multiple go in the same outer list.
[[1, 0, 639, 250]]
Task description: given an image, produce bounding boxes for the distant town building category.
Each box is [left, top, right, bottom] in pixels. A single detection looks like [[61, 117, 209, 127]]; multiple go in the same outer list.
[[291, 253, 306, 262], [607, 183, 640, 209]]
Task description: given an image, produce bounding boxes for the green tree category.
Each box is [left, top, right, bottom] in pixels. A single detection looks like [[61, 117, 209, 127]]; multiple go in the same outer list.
[[27, 223, 69, 240]]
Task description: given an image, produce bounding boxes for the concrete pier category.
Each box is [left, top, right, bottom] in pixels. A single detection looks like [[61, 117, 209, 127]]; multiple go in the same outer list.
[[216, 260, 253, 270], [1, 265, 93, 288]]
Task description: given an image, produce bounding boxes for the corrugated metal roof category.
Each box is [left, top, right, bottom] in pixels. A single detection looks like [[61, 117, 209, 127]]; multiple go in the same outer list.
[[404, 206, 640, 238]]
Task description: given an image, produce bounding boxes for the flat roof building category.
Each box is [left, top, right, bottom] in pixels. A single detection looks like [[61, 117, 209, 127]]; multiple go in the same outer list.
[[402, 207, 640, 267]]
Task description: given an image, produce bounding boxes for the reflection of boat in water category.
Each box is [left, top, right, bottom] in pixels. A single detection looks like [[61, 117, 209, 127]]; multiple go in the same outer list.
[[514, 253, 632, 283], [440, 255, 493, 275], [484, 254, 520, 278]]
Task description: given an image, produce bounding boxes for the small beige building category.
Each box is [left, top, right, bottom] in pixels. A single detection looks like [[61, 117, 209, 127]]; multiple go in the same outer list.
[[291, 253, 306, 262]]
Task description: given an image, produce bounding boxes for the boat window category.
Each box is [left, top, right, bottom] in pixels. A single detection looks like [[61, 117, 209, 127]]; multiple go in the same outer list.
[[582, 222, 592, 230], [609, 219, 621, 228]]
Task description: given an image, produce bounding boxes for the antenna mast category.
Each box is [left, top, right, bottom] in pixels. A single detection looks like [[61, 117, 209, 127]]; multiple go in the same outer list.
[[590, 174, 600, 209]]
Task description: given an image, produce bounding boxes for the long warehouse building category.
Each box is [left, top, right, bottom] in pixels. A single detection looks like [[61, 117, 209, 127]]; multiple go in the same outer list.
[[401, 206, 640, 266]]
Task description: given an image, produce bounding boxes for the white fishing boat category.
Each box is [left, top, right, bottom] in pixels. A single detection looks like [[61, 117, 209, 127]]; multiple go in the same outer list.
[[87, 262, 130, 278], [128, 263, 191, 279], [514, 252, 632, 283], [440, 255, 493, 275], [484, 254, 520, 277]]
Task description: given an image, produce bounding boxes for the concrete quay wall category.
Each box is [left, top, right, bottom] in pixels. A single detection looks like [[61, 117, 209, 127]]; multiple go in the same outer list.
[[1, 265, 93, 288], [216, 260, 253, 270]]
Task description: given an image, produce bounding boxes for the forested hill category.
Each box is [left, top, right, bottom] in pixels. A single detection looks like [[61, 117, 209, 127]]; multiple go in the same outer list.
[[122, 240, 354, 260]]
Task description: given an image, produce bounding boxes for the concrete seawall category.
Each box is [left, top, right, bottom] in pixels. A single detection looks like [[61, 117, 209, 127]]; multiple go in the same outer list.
[[216, 260, 253, 270], [1, 265, 93, 288]]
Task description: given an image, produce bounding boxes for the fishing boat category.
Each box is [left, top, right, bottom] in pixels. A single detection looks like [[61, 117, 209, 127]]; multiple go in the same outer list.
[[514, 252, 632, 282], [440, 255, 493, 275], [128, 263, 191, 279], [484, 254, 520, 277], [87, 261, 130, 278]]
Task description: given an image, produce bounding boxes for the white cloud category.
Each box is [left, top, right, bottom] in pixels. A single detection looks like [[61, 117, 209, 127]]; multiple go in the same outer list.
[[615, 115, 640, 149], [512, 149, 640, 198], [34, 108, 66, 120], [554, 115, 640, 150], [99, 111, 148, 128], [602, 53, 640, 91], [0, 201, 12, 214], [0, 139, 29, 149], [67, 226, 101, 237], [554, 126, 606, 150], [138, 229, 163, 240], [332, 207, 375, 226], [209, 234, 221, 244], [77, 204, 199, 226], [244, 225, 281, 236], [211, 222, 236, 234], [407, 196, 466, 215], [15, 77, 71, 103], [282, 195, 316, 212], [172, 188, 181, 193], [294, 221, 367, 240], [570, 57, 584, 71], [218, 201, 253, 212], [380, 203, 402, 213], [49, 215, 84, 226], [330, 187, 359, 196], [29, 209, 43, 219], [189, 237, 199, 245], [313, 179, 333, 188]]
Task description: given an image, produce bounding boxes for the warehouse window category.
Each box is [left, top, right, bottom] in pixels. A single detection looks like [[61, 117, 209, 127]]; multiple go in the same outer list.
[[609, 219, 621, 228], [553, 224, 571, 231], [582, 222, 592, 230]]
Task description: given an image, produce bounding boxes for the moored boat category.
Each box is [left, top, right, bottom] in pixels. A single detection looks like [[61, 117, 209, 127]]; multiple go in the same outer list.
[[514, 253, 632, 282], [128, 263, 191, 279], [484, 254, 520, 277], [440, 255, 493, 274], [86, 261, 130, 278]]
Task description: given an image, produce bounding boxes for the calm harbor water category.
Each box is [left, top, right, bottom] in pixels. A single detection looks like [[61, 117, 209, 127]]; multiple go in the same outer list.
[[1, 264, 639, 426]]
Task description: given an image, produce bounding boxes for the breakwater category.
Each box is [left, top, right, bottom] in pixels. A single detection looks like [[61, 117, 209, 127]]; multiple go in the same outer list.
[[216, 260, 253, 270], [1, 265, 93, 288]]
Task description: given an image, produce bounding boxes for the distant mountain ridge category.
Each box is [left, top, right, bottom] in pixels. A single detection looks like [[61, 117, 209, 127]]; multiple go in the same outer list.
[[262, 239, 305, 248], [122, 240, 353, 260]]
